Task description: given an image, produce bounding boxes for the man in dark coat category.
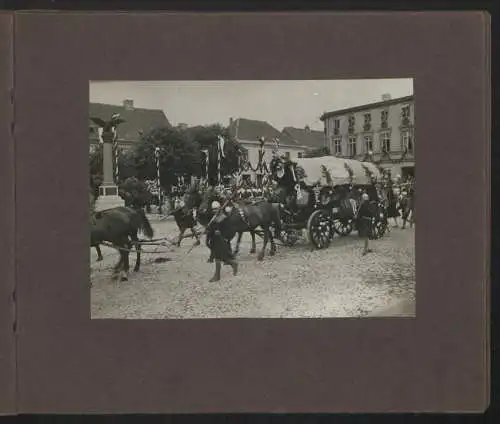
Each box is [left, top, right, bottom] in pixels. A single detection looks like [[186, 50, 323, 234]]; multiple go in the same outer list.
[[356, 192, 374, 255], [205, 200, 238, 282]]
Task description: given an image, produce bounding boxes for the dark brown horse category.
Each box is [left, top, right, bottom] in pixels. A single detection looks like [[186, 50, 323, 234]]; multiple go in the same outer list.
[[170, 187, 203, 247], [90, 206, 154, 281], [89, 190, 105, 261], [195, 187, 260, 258], [197, 186, 282, 279]]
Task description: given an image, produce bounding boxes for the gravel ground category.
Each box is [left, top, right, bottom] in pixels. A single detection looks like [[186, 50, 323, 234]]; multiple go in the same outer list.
[[90, 217, 415, 319]]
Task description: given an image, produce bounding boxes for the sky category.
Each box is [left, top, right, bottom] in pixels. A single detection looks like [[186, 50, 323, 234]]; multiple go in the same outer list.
[[89, 79, 413, 131]]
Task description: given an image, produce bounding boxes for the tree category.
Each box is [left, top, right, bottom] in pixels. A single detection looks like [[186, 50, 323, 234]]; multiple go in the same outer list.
[[117, 148, 139, 182], [118, 177, 153, 208], [303, 146, 331, 158], [89, 145, 103, 199], [133, 126, 202, 192]]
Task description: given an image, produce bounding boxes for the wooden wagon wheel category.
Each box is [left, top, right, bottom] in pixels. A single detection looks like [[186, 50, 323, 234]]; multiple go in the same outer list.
[[276, 210, 301, 246], [373, 207, 388, 239], [307, 209, 333, 249]]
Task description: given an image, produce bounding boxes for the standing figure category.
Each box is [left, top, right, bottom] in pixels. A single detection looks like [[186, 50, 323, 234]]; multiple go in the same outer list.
[[385, 178, 400, 227], [205, 200, 238, 282], [356, 193, 374, 255]]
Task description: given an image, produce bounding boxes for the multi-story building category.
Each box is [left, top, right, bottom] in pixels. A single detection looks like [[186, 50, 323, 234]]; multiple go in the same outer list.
[[89, 99, 171, 153], [320, 94, 415, 178]]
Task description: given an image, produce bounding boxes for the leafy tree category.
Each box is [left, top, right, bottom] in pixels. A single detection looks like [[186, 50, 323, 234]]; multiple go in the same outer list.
[[117, 148, 139, 182], [303, 146, 331, 158], [118, 177, 153, 208], [89, 145, 103, 199], [133, 126, 202, 193]]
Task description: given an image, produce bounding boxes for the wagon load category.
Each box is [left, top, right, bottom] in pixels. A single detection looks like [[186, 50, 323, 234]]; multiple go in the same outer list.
[[293, 156, 383, 187]]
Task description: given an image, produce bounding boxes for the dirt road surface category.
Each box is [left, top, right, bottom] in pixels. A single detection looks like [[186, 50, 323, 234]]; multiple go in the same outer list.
[[91, 218, 415, 319]]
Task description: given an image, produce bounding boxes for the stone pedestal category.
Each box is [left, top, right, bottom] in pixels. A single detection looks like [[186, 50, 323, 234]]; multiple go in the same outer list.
[[94, 184, 124, 211]]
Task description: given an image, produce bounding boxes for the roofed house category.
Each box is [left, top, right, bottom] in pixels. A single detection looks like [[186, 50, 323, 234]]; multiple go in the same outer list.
[[89, 99, 171, 152], [281, 125, 326, 153], [228, 118, 305, 168]]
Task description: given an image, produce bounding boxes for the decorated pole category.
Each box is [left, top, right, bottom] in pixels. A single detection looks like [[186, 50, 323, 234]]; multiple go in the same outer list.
[[154, 146, 161, 208], [217, 135, 225, 187], [111, 112, 120, 184]]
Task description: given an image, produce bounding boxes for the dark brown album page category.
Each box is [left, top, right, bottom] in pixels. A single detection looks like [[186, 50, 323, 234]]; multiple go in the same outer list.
[[0, 13, 16, 416], [14, 12, 490, 413]]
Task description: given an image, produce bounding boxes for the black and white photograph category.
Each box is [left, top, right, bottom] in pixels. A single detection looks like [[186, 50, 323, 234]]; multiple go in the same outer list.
[[89, 79, 415, 319]]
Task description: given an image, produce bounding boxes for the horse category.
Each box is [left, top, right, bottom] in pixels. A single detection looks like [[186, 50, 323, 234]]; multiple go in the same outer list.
[[197, 186, 282, 266], [170, 186, 203, 247], [89, 189, 105, 262], [196, 187, 260, 259], [90, 206, 154, 281]]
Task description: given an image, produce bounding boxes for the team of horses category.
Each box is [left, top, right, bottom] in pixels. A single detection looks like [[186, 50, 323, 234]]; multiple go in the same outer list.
[[89, 161, 414, 283]]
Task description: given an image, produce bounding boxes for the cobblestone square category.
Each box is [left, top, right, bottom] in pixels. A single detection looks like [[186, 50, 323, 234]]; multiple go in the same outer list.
[[91, 217, 415, 319]]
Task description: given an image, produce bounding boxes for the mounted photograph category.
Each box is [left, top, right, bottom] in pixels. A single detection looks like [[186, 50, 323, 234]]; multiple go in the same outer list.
[[89, 79, 415, 319]]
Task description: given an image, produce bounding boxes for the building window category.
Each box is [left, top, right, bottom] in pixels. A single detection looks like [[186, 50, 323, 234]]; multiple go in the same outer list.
[[381, 110, 389, 129], [285, 151, 291, 160], [381, 132, 391, 152], [402, 105, 410, 118], [401, 105, 411, 126], [298, 152, 303, 158], [333, 137, 342, 155], [363, 134, 373, 153], [348, 136, 357, 157], [402, 129, 414, 153], [363, 113, 372, 131], [333, 119, 340, 135]]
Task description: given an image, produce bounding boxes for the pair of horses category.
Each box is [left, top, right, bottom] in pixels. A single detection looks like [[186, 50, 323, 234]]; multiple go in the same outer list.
[[194, 186, 283, 281]]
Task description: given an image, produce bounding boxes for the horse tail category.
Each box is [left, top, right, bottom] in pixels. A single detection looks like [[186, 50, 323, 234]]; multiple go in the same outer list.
[[137, 208, 154, 239]]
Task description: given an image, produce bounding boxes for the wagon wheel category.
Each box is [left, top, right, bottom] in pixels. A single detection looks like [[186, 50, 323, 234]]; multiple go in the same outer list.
[[333, 218, 353, 236], [307, 209, 333, 249], [374, 209, 388, 239], [276, 211, 301, 246], [370, 219, 381, 240]]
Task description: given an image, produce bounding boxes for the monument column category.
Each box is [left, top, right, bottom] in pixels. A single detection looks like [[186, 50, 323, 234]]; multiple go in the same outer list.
[[92, 116, 125, 211]]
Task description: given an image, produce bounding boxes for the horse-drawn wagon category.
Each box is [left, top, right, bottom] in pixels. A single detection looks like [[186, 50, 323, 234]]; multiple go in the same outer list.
[[269, 155, 385, 249]]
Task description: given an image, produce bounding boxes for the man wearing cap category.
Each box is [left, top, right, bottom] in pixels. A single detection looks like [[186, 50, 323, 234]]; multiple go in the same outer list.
[[356, 192, 374, 255], [206, 199, 238, 282]]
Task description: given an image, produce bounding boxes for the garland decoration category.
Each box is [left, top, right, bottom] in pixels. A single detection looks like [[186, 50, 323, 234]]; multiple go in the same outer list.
[[320, 164, 333, 186], [344, 162, 354, 184]]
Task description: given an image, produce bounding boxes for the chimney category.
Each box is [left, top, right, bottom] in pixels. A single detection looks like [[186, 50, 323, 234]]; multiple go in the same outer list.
[[229, 117, 234, 126], [123, 99, 134, 110], [381, 93, 391, 101]]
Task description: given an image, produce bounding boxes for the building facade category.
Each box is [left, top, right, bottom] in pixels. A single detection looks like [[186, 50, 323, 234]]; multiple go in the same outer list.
[[320, 95, 415, 178]]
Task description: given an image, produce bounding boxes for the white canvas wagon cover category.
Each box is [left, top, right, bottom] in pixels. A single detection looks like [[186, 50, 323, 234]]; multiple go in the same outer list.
[[295, 156, 382, 186]]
